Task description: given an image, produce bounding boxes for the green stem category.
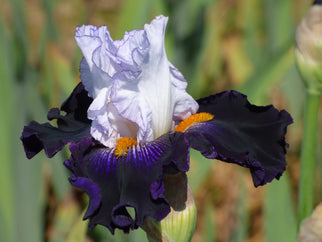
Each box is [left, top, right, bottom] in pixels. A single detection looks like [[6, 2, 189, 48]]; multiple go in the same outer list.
[[298, 90, 321, 225]]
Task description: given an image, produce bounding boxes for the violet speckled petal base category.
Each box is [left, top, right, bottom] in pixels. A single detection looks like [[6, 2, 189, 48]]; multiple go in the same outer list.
[[184, 90, 293, 187], [64, 132, 188, 234]]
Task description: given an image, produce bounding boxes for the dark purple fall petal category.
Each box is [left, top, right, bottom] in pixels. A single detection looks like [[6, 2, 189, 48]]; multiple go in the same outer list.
[[21, 83, 93, 158], [64, 132, 189, 234], [184, 90, 293, 187]]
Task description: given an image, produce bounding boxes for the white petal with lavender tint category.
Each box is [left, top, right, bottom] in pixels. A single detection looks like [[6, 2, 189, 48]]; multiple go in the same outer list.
[[75, 15, 198, 147], [76, 26, 114, 98]]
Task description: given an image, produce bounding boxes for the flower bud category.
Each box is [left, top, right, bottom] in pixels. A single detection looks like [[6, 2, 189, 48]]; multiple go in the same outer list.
[[142, 173, 197, 241], [295, 1, 322, 93], [298, 203, 322, 241]]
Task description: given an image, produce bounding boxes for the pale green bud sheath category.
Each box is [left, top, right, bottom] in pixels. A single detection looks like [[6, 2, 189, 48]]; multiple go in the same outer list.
[[295, 1, 322, 94], [142, 173, 197, 242], [295, 0, 322, 225]]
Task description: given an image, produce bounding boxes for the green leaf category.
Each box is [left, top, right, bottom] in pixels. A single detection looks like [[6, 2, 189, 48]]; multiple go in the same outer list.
[[188, 149, 213, 193], [14, 81, 43, 242], [48, 44, 77, 96], [262, 0, 293, 53], [202, 202, 216, 242], [188, 1, 224, 98], [238, 46, 294, 104], [91, 226, 148, 242], [264, 173, 297, 242], [9, 0, 29, 76], [0, 15, 16, 242], [239, 0, 265, 65], [230, 179, 248, 242], [42, 0, 58, 41], [282, 65, 305, 122], [170, 0, 212, 39], [116, 0, 152, 39]]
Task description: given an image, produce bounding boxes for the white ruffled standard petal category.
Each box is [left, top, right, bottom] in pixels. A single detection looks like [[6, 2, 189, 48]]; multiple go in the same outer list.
[[111, 16, 173, 142], [75, 26, 114, 98], [75, 15, 199, 147]]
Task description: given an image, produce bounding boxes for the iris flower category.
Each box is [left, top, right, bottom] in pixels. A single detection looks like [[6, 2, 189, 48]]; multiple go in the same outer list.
[[21, 15, 292, 234]]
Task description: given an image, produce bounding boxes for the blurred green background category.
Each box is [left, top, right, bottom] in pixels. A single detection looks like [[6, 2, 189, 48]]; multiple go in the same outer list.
[[0, 0, 321, 241]]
